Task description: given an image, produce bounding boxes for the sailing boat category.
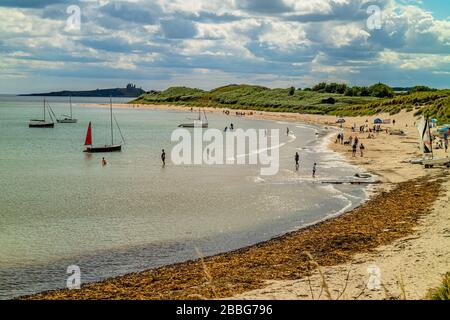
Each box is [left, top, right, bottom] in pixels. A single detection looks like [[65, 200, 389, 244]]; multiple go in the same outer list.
[[29, 98, 55, 128], [178, 108, 208, 128], [57, 96, 78, 123], [418, 116, 450, 168], [83, 98, 123, 153]]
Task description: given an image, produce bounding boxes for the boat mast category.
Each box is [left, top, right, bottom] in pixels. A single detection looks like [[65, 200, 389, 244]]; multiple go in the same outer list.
[[43, 98, 46, 121], [69, 95, 72, 119], [110, 97, 114, 145]]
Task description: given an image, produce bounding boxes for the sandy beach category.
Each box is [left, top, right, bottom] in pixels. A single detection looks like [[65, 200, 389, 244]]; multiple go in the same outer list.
[[26, 103, 450, 300]]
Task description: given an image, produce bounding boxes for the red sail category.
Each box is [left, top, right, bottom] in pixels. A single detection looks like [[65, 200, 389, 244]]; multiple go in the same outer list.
[[84, 122, 92, 146]]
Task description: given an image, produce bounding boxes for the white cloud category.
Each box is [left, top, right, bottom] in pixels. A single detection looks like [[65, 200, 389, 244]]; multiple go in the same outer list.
[[0, 0, 449, 93]]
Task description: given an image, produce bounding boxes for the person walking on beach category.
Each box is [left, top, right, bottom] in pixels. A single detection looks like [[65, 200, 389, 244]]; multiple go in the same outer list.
[[312, 163, 317, 178], [287, 127, 290, 136], [360, 143, 365, 157], [295, 152, 300, 171], [161, 149, 166, 167], [354, 136, 359, 146], [341, 133, 344, 144], [352, 143, 357, 158], [230, 123, 234, 130], [101, 157, 107, 166]]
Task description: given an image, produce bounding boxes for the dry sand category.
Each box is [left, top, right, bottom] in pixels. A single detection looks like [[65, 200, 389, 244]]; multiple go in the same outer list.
[[233, 177, 450, 300]]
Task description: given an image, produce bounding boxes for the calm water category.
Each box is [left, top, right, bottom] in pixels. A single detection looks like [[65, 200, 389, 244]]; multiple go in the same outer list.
[[0, 95, 368, 299]]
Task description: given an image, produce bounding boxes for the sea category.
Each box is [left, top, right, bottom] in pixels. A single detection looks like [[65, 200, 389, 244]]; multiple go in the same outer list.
[[0, 95, 369, 299]]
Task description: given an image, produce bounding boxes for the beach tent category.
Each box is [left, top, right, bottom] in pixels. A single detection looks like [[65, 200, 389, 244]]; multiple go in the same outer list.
[[336, 118, 346, 124], [373, 118, 383, 124]]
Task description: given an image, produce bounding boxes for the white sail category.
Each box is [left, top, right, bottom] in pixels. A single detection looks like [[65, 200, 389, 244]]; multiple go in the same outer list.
[[417, 116, 432, 154]]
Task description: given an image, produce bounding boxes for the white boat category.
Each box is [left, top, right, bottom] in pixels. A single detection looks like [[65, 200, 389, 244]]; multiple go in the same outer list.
[[179, 108, 208, 128], [57, 96, 78, 123], [423, 157, 450, 168], [417, 116, 450, 168], [29, 99, 55, 128]]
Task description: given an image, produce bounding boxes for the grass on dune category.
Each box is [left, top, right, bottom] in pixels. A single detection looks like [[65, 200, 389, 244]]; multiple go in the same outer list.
[[333, 90, 450, 122], [132, 85, 450, 122], [427, 273, 450, 300]]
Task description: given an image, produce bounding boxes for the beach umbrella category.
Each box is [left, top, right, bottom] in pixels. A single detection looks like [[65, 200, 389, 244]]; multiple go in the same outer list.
[[336, 118, 346, 124], [373, 118, 383, 124], [431, 118, 438, 123]]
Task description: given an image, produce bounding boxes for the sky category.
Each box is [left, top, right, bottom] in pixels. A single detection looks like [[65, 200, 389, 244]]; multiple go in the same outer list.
[[0, 0, 449, 94]]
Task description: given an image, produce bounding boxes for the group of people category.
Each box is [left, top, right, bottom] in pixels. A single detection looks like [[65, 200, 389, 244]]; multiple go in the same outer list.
[[352, 141, 365, 158], [434, 136, 449, 153], [336, 133, 366, 158], [224, 123, 234, 132], [222, 110, 254, 116]]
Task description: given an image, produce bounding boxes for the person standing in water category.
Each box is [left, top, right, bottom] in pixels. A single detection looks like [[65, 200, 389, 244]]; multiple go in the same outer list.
[[352, 143, 357, 157], [161, 149, 166, 167], [295, 152, 300, 171], [101, 157, 107, 166], [360, 143, 365, 157], [312, 163, 317, 178], [287, 127, 290, 136]]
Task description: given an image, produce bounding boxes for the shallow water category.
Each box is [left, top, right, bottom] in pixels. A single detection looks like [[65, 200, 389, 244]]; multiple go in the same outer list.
[[0, 95, 367, 299]]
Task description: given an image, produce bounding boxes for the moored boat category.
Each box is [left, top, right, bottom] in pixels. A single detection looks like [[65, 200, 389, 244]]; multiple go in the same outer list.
[[178, 108, 208, 128], [57, 96, 78, 123], [29, 99, 55, 128], [83, 98, 124, 153]]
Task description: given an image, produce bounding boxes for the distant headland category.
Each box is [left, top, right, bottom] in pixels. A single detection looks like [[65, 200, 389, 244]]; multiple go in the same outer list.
[[19, 83, 145, 97]]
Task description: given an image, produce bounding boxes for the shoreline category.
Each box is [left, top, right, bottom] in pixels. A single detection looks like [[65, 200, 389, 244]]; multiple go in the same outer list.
[[24, 103, 449, 300], [24, 175, 446, 300]]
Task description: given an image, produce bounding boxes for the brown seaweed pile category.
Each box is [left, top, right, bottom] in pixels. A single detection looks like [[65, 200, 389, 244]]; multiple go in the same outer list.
[[24, 175, 444, 300]]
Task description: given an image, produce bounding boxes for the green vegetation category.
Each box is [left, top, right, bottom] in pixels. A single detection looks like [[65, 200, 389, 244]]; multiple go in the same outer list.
[[312, 82, 394, 98], [141, 86, 205, 102], [132, 84, 450, 122], [133, 84, 378, 114], [427, 273, 450, 300], [334, 90, 450, 122]]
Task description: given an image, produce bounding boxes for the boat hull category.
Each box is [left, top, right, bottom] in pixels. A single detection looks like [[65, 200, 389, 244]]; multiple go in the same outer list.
[[423, 157, 450, 168], [178, 123, 208, 128], [29, 121, 54, 128], [57, 119, 78, 123], [84, 145, 122, 153]]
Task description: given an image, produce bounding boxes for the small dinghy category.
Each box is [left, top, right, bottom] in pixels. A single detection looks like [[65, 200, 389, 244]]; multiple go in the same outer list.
[[354, 173, 372, 179]]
